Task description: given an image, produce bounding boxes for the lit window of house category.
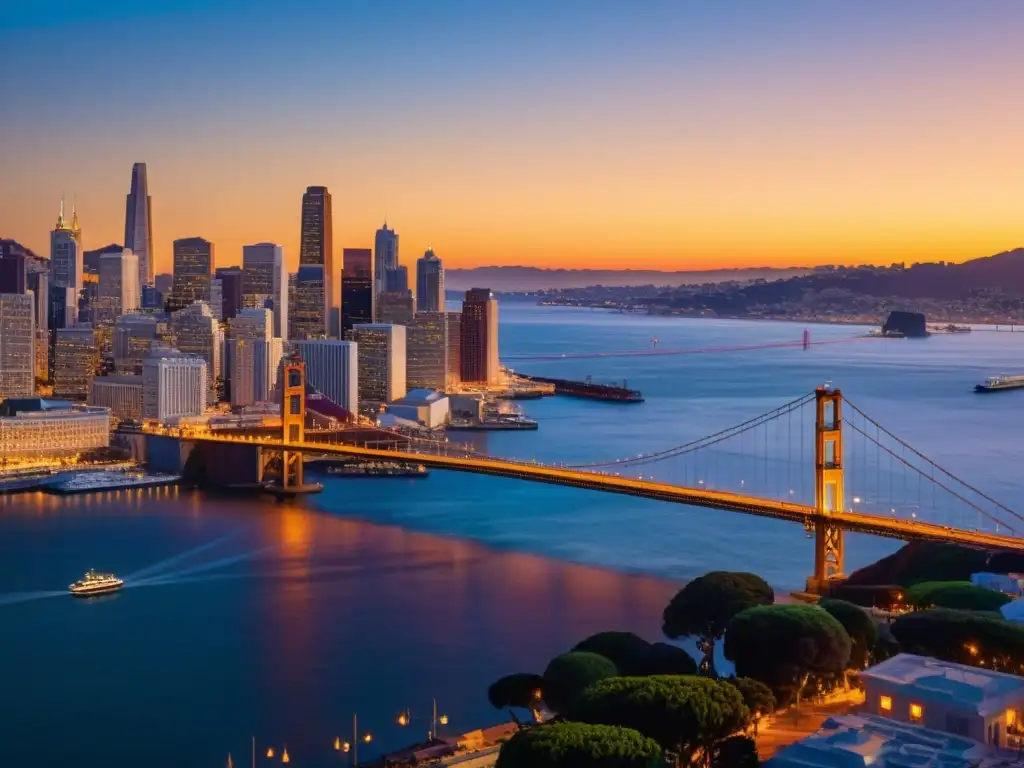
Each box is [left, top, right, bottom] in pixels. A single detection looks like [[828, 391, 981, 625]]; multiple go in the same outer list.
[[880, 696, 892, 712], [910, 703, 923, 722], [1008, 709, 1018, 727]]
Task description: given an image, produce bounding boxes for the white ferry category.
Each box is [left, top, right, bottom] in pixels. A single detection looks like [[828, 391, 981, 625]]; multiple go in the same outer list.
[[44, 471, 180, 495], [69, 570, 124, 597], [975, 375, 1024, 393]]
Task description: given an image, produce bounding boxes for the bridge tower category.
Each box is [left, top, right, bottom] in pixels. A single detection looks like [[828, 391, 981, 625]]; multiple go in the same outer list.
[[808, 386, 845, 594], [280, 352, 306, 489]]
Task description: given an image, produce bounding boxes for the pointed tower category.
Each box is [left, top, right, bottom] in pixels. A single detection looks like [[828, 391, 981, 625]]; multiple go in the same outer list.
[[55, 197, 68, 230], [71, 201, 82, 244]]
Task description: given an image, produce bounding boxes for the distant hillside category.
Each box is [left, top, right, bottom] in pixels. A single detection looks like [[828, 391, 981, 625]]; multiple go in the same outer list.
[[444, 266, 811, 292]]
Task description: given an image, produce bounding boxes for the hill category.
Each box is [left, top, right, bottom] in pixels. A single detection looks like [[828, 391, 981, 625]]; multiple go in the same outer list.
[[444, 266, 811, 292]]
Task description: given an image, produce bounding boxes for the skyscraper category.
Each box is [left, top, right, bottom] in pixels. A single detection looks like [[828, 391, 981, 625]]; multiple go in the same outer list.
[[446, 310, 462, 388], [374, 221, 399, 298], [228, 308, 272, 407], [124, 162, 154, 287], [376, 290, 415, 327], [294, 186, 333, 339], [0, 251, 26, 294], [54, 327, 99, 400], [171, 302, 222, 405], [215, 267, 244, 321], [416, 247, 445, 312], [460, 288, 499, 384], [113, 314, 168, 374], [0, 294, 35, 399], [407, 311, 449, 391], [171, 237, 214, 308], [352, 324, 406, 406], [51, 199, 83, 294], [253, 338, 284, 402], [96, 248, 140, 324], [142, 348, 207, 422], [294, 340, 358, 415], [341, 248, 374, 334], [242, 243, 288, 339]]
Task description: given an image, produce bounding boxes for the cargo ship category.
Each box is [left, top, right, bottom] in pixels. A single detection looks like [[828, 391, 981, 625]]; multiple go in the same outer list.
[[975, 375, 1024, 393], [516, 374, 644, 403]]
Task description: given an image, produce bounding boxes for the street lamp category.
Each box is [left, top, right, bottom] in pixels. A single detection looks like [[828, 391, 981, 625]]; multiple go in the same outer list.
[[334, 713, 373, 766], [396, 699, 450, 741]]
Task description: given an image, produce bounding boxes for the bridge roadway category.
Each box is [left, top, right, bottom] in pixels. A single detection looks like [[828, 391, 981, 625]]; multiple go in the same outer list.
[[187, 433, 1024, 553]]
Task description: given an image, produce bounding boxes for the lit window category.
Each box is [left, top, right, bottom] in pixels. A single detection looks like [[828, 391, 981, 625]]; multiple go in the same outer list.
[[1008, 709, 1018, 726], [910, 703, 923, 721], [880, 696, 892, 712]]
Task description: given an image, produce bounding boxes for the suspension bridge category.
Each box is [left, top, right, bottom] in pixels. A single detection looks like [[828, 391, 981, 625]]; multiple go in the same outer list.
[[150, 357, 1024, 594]]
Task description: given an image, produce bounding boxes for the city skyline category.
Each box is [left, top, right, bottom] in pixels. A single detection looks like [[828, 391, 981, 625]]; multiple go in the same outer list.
[[3, 2, 1023, 272]]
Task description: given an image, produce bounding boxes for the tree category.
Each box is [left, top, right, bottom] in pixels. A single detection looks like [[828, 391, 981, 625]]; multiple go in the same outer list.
[[662, 572, 774, 676], [495, 722, 662, 768], [724, 604, 851, 709], [710, 735, 759, 768], [573, 632, 652, 676], [542, 652, 618, 713], [890, 608, 1024, 672], [488, 673, 545, 711], [818, 598, 879, 669], [570, 675, 748, 766], [904, 581, 1012, 612], [639, 642, 698, 676], [723, 677, 776, 735]]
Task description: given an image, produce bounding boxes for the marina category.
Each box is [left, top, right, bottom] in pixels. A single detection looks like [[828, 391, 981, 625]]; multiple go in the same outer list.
[[42, 470, 181, 495]]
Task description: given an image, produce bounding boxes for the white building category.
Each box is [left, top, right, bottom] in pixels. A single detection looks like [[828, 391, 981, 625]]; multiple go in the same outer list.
[[90, 375, 143, 422], [0, 400, 109, 462], [860, 653, 1024, 748], [253, 338, 284, 403], [0, 293, 35, 400], [97, 248, 140, 324], [242, 243, 288, 340], [142, 348, 208, 423], [171, 301, 222, 404], [351, 323, 406, 406], [387, 389, 449, 429], [293, 339, 358, 415]]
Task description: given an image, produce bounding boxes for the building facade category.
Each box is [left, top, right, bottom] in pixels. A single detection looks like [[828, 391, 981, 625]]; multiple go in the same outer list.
[[341, 247, 374, 334], [142, 349, 208, 423], [171, 302, 222, 404], [0, 293, 35, 400], [124, 162, 155, 287], [460, 288, 499, 384], [227, 308, 273, 407], [0, 401, 109, 462], [352, 324, 406, 406], [374, 221, 399, 299], [293, 340, 358, 415], [242, 243, 288, 339], [215, 267, 244, 321], [446, 310, 462, 387], [96, 248, 140, 324], [416, 248, 444, 312], [376, 290, 415, 326], [89, 375, 144, 422], [253, 337, 284, 402], [53, 327, 99, 400], [51, 200, 83, 294], [171, 237, 214, 309], [407, 311, 449, 391], [294, 186, 334, 339], [113, 314, 167, 374]]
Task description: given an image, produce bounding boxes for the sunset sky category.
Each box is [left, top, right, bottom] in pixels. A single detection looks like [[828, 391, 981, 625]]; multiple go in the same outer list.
[[2, 1, 1022, 273]]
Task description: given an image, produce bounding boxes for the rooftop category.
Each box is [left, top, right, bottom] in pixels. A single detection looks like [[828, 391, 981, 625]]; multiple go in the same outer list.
[[861, 653, 1024, 715], [393, 389, 447, 405], [0, 398, 76, 417]]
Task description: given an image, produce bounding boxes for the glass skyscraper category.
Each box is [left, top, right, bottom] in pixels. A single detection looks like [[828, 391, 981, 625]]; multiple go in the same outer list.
[[293, 186, 333, 339]]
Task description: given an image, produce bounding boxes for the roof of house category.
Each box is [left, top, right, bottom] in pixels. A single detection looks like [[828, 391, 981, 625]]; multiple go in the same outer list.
[[393, 389, 447, 405], [860, 653, 1024, 716]]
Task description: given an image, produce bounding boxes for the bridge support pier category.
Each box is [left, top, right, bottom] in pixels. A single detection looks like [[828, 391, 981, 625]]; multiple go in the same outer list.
[[807, 386, 846, 595]]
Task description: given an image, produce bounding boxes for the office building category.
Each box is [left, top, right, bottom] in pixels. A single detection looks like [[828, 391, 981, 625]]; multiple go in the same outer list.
[[53, 326, 99, 400], [34, 328, 48, 382], [446, 311, 462, 387], [294, 186, 333, 339], [253, 338, 284, 402], [209, 277, 223, 321], [407, 311, 450, 391], [416, 248, 444, 312], [96, 248, 140, 324], [90, 375, 144, 422], [351, 324, 406, 406], [27, 268, 49, 332], [77, 274, 99, 327], [124, 162, 154, 287], [374, 221, 399, 299], [215, 267, 244, 321], [171, 237, 214, 308], [83, 243, 124, 277], [141, 285, 162, 309], [171, 302, 222, 404], [0, 251, 26, 294], [376, 290, 415, 326], [0, 294, 35, 399], [242, 243, 288, 340], [142, 348, 208, 423], [51, 199, 83, 294], [460, 288, 499, 384], [386, 265, 409, 293], [0, 399, 109, 463], [293, 340, 358, 414], [227, 308, 273, 407], [154, 273, 173, 298], [113, 314, 167, 374], [341, 247, 374, 334]]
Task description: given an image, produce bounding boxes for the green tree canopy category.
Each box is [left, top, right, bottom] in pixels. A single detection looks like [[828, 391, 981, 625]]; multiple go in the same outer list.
[[570, 675, 748, 765], [638, 642, 698, 676], [572, 632, 653, 676], [488, 673, 546, 711], [710, 735, 760, 768], [662, 572, 774, 675], [904, 581, 1012, 612], [495, 722, 662, 768], [890, 608, 1024, 672], [724, 604, 851, 706], [542, 651, 618, 713], [818, 598, 879, 669], [723, 677, 776, 721]]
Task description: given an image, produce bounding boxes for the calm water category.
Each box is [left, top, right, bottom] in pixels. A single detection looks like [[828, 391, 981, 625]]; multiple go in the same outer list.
[[2, 305, 1024, 767]]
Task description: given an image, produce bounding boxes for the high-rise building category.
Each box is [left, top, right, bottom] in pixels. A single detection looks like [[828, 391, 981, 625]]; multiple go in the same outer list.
[[460, 288, 499, 384], [77, 274, 99, 327], [242, 243, 288, 340], [293, 340, 358, 415], [407, 311, 449, 391], [209, 278, 223, 321], [53, 326, 99, 400], [215, 267, 244, 321], [253, 337, 284, 402], [171, 237, 214, 309], [0, 294, 35, 399], [51, 199, 83, 294], [142, 348, 207, 423], [171, 302, 222, 405], [416, 247, 445, 312], [141, 285, 162, 309], [446, 310, 462, 388], [385, 265, 409, 294], [90, 375, 144, 422], [27, 268, 50, 332], [154, 273, 173, 298], [83, 243, 124, 277], [124, 162, 154, 287], [373, 221, 399, 299], [295, 186, 333, 339], [113, 314, 168, 375], [96, 248, 140, 324], [0, 251, 26, 294], [228, 308, 273, 407], [47, 285, 75, 339], [341, 248, 374, 334], [376, 290, 415, 327], [351, 324, 406, 406]]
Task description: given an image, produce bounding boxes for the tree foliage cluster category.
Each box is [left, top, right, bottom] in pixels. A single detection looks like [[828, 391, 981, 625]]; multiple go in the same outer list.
[[903, 581, 1011, 612], [891, 608, 1024, 672]]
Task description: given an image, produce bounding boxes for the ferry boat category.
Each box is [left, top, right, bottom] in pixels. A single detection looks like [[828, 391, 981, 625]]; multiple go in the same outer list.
[[975, 375, 1024, 393], [44, 470, 180, 495], [69, 570, 124, 597], [447, 415, 539, 431], [325, 462, 428, 478]]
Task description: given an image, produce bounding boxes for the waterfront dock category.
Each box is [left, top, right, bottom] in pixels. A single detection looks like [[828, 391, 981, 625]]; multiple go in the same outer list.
[[515, 374, 644, 403]]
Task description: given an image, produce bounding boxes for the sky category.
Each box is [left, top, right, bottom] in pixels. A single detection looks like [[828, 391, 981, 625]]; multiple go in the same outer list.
[[2, 1, 1023, 273]]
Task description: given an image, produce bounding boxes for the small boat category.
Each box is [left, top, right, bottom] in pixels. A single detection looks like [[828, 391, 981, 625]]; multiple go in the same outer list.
[[69, 570, 124, 597]]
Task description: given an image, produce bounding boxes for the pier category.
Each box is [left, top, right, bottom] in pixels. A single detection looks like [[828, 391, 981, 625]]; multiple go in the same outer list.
[[514, 374, 644, 403]]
